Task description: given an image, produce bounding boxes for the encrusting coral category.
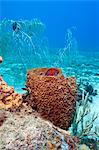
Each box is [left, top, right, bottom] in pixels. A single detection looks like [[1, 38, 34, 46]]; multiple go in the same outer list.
[[0, 76, 22, 110], [24, 68, 77, 130]]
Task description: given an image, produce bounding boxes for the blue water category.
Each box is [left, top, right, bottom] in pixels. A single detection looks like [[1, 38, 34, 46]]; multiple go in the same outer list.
[[0, 0, 99, 51]]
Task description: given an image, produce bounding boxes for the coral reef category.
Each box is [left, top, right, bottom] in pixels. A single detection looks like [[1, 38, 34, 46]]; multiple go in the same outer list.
[[0, 71, 98, 149], [24, 68, 77, 130], [0, 76, 22, 110], [71, 88, 99, 149]]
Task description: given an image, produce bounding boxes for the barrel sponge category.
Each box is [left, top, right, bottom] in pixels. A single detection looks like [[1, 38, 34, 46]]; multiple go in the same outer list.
[[26, 68, 77, 130]]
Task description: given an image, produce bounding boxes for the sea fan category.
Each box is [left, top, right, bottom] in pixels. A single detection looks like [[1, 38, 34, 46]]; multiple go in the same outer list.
[[54, 26, 79, 67], [0, 19, 50, 69]]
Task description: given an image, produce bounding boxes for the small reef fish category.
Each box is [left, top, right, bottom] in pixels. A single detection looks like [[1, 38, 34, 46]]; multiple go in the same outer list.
[[45, 68, 59, 76], [12, 22, 17, 31], [0, 56, 3, 63], [12, 22, 20, 32]]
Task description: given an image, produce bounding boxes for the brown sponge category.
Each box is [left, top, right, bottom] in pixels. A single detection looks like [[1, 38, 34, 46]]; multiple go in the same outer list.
[[25, 68, 77, 130]]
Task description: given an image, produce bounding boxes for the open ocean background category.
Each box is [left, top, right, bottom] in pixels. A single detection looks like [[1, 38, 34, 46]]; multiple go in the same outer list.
[[0, 0, 99, 51]]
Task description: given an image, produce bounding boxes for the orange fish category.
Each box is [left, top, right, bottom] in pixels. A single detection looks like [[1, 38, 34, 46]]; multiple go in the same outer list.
[[45, 68, 59, 76]]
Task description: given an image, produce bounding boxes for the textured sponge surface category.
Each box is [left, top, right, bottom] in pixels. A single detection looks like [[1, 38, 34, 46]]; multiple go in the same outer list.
[[26, 68, 77, 130]]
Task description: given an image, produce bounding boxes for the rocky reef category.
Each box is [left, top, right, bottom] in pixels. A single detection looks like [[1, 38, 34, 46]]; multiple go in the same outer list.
[[0, 68, 98, 149], [0, 70, 78, 149], [0, 104, 79, 150], [0, 76, 22, 110], [24, 68, 77, 130]]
